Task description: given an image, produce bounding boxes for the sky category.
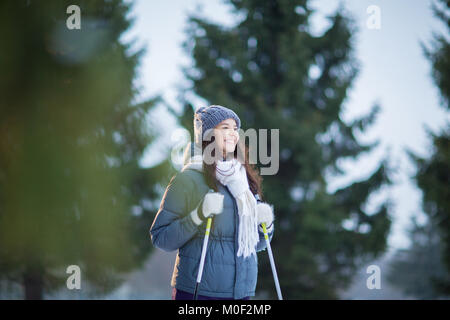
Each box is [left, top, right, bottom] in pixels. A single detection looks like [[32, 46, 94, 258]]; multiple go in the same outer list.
[[123, 0, 449, 251]]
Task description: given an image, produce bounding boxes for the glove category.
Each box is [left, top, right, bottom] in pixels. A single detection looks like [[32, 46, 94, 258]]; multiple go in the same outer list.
[[256, 201, 274, 233], [190, 191, 224, 226]]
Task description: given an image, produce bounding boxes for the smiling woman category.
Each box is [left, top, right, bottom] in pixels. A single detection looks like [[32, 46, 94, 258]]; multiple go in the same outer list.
[[150, 105, 276, 300]]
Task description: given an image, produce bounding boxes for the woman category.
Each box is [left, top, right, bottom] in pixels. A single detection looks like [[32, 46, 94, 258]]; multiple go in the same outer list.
[[150, 105, 275, 300]]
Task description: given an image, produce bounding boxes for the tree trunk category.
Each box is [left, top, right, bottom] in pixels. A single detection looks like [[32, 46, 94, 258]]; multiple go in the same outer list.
[[23, 264, 44, 300]]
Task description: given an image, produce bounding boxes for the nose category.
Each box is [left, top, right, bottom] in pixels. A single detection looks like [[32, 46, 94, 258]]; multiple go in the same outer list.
[[229, 132, 240, 144], [226, 130, 237, 139]]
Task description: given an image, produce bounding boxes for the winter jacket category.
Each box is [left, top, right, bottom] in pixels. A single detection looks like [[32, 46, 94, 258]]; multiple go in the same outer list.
[[149, 165, 274, 299]]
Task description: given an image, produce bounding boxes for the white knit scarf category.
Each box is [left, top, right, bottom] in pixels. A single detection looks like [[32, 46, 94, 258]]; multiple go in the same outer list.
[[182, 146, 259, 259]]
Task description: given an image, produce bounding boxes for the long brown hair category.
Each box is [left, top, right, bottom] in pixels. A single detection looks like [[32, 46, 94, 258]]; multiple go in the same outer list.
[[201, 134, 264, 201]]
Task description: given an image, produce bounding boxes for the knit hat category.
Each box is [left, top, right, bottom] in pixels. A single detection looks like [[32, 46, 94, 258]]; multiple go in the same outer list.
[[194, 105, 241, 147]]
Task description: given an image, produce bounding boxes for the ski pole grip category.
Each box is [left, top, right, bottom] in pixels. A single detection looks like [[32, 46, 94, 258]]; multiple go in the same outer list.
[[261, 222, 269, 240], [205, 217, 212, 235]]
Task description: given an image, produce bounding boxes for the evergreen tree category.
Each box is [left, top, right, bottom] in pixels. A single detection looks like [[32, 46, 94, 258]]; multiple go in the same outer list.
[[387, 215, 449, 299], [0, 0, 165, 299], [177, 0, 391, 299], [410, 0, 450, 296]]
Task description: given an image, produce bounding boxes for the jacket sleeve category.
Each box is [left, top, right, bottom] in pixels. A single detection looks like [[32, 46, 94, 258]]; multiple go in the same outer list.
[[256, 223, 274, 252], [149, 171, 200, 252]]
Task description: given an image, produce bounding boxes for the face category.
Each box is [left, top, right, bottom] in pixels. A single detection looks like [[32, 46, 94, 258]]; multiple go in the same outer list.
[[213, 118, 239, 158]]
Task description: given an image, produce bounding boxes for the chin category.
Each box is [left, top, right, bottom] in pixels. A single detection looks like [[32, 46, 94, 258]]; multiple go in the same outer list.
[[225, 146, 236, 154]]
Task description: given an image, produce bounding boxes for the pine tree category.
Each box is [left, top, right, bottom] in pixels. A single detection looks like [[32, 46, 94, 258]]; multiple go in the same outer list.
[[387, 215, 449, 299], [0, 0, 165, 299], [177, 0, 391, 299], [409, 0, 450, 296]]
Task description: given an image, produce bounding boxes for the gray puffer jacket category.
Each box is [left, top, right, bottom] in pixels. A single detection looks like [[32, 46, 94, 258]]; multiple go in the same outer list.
[[149, 165, 274, 299]]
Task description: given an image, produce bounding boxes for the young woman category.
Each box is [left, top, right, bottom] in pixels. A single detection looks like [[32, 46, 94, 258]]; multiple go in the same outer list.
[[150, 105, 275, 300]]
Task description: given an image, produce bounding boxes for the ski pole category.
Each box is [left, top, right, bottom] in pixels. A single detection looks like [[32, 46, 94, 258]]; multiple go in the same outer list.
[[193, 217, 212, 300], [254, 194, 283, 300], [261, 222, 283, 300], [193, 189, 215, 300]]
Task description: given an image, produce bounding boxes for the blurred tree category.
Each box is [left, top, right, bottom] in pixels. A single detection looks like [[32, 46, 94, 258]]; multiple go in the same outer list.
[[0, 0, 166, 299], [176, 0, 391, 299], [407, 0, 450, 296], [387, 215, 449, 299]]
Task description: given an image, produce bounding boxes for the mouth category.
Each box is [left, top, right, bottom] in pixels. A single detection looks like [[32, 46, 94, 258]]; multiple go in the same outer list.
[[224, 139, 235, 145]]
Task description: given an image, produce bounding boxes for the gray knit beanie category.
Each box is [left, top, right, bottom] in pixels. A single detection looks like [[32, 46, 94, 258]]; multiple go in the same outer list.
[[194, 105, 241, 146]]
